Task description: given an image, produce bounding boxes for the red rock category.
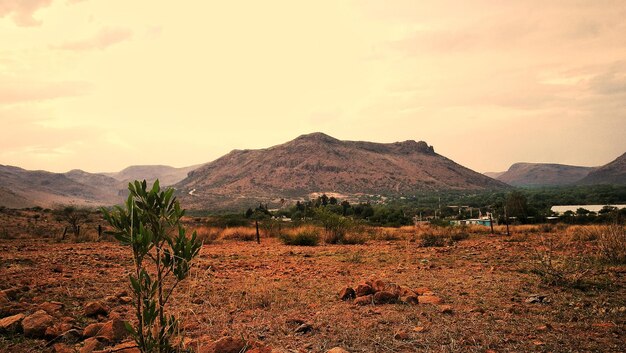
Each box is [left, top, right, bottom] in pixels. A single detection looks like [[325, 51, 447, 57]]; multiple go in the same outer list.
[[52, 343, 74, 353], [83, 302, 109, 317], [400, 295, 419, 305], [414, 287, 431, 295], [393, 331, 410, 340], [39, 301, 64, 315], [354, 294, 373, 306], [399, 286, 417, 297], [0, 291, 9, 304], [355, 283, 374, 297], [80, 337, 106, 353], [373, 291, 398, 304], [198, 336, 247, 353], [1, 287, 20, 301], [97, 319, 128, 342], [418, 295, 443, 305], [339, 287, 356, 301], [22, 310, 54, 338], [326, 348, 350, 353], [94, 341, 140, 353], [0, 313, 24, 333], [83, 322, 105, 338], [371, 279, 388, 293], [439, 305, 454, 314]]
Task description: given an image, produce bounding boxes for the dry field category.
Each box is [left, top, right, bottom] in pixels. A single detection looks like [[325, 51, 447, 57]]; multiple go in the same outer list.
[[0, 210, 624, 353]]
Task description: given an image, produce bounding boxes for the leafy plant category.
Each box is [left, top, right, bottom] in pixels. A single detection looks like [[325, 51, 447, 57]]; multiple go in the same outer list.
[[279, 229, 320, 246], [102, 180, 201, 353]]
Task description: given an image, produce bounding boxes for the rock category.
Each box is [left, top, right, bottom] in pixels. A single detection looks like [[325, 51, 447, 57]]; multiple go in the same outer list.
[[0, 291, 9, 304], [326, 348, 350, 353], [355, 283, 374, 297], [0, 313, 24, 333], [22, 310, 54, 338], [400, 295, 419, 305], [45, 322, 75, 339], [198, 336, 247, 353], [414, 287, 431, 295], [413, 326, 426, 332], [52, 343, 74, 353], [84, 302, 109, 317], [1, 287, 21, 301], [119, 296, 133, 304], [418, 295, 443, 305], [59, 328, 82, 343], [83, 323, 105, 338], [525, 295, 549, 304], [399, 286, 417, 297], [373, 291, 398, 304], [80, 337, 107, 353], [294, 323, 313, 334], [393, 331, 410, 340], [354, 294, 373, 306], [98, 319, 129, 342], [339, 287, 356, 301], [371, 279, 388, 293], [94, 341, 140, 353], [39, 301, 65, 315], [52, 265, 64, 273], [439, 305, 454, 314]]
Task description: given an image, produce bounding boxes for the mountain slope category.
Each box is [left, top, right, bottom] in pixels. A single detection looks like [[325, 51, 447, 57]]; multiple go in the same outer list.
[[496, 163, 594, 187], [0, 165, 123, 208], [104, 164, 202, 186], [175, 132, 508, 209], [578, 152, 626, 185]]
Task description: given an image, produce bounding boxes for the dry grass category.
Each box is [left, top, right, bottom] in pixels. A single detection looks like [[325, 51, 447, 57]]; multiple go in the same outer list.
[[217, 226, 257, 242]]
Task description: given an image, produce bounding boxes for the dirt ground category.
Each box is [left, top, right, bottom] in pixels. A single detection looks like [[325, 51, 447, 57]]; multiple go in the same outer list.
[[0, 211, 624, 352]]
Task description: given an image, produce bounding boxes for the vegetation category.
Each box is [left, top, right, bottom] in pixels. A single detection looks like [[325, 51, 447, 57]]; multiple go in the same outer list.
[[102, 180, 201, 353], [279, 227, 320, 246]]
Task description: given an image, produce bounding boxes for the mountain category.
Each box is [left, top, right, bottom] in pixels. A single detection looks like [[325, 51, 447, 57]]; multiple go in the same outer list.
[[175, 132, 508, 209], [103, 164, 202, 186], [578, 152, 626, 185], [0, 165, 123, 208], [484, 171, 505, 179], [495, 163, 594, 187]]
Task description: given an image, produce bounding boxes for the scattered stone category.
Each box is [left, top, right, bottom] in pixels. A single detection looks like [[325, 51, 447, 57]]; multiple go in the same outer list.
[[52, 265, 64, 273], [354, 294, 373, 306], [400, 295, 419, 305], [373, 291, 398, 304], [414, 287, 431, 295], [294, 323, 313, 334], [355, 283, 374, 297], [525, 295, 549, 304], [39, 301, 64, 315], [97, 319, 128, 342], [80, 337, 107, 353], [198, 336, 247, 353], [418, 295, 443, 305], [1, 287, 21, 301], [83, 323, 105, 338], [84, 301, 109, 317], [393, 331, 410, 340], [94, 341, 140, 353], [0, 291, 9, 304], [58, 328, 82, 343], [119, 296, 133, 304], [326, 348, 350, 353], [399, 286, 417, 297], [0, 313, 24, 333], [22, 310, 54, 338], [339, 287, 356, 301], [52, 343, 74, 353], [439, 305, 454, 314], [413, 326, 426, 332]]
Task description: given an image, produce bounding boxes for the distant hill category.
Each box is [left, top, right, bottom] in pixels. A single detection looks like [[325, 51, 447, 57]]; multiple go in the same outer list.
[[175, 132, 508, 209], [495, 163, 594, 187], [103, 164, 202, 186], [0, 165, 123, 208], [578, 152, 626, 185], [484, 171, 505, 179]]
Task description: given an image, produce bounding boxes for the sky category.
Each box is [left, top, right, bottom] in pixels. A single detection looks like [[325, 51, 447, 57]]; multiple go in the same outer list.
[[1, 0, 625, 174]]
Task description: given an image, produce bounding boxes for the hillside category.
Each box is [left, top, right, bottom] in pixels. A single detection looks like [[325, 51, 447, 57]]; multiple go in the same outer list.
[[103, 164, 202, 186], [495, 163, 594, 187], [578, 152, 626, 185], [175, 132, 508, 209], [0, 165, 123, 208]]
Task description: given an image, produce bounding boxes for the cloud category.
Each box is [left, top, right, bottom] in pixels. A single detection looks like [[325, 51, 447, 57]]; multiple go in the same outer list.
[[0, 76, 91, 105], [53, 27, 133, 51], [0, 0, 53, 26]]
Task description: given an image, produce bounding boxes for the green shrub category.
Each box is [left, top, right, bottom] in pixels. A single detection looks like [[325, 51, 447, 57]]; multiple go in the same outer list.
[[418, 232, 448, 247], [102, 180, 201, 353]]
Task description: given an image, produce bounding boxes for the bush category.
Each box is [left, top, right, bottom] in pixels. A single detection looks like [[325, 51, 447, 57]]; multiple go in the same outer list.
[[595, 225, 626, 264], [530, 236, 592, 287], [219, 227, 257, 241], [279, 228, 320, 246], [418, 232, 449, 247]]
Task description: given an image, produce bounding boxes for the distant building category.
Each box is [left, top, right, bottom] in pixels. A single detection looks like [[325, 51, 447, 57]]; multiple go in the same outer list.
[[450, 218, 492, 227], [550, 204, 626, 215]]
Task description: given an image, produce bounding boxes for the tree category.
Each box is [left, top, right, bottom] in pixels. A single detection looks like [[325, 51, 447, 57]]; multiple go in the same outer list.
[[102, 180, 201, 353], [56, 206, 89, 239], [506, 191, 529, 222]]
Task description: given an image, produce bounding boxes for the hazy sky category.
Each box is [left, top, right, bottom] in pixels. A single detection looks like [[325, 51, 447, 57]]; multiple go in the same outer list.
[[1, 0, 625, 173]]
